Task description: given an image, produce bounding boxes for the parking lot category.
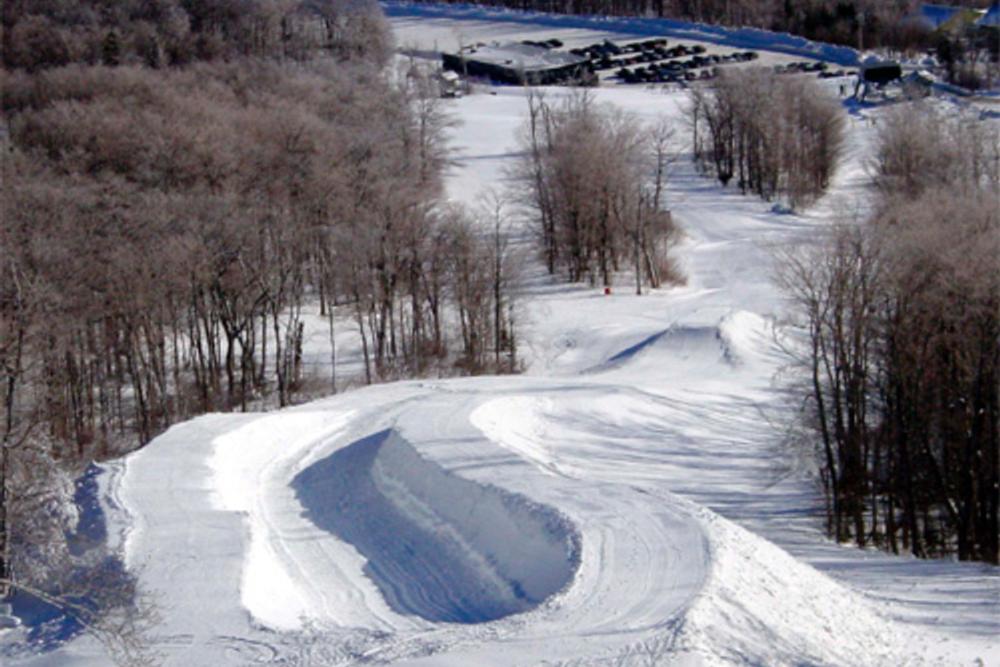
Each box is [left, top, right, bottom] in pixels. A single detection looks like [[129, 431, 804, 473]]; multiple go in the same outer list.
[[391, 11, 857, 90]]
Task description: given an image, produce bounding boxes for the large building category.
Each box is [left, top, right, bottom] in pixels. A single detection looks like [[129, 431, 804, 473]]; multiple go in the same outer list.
[[442, 42, 589, 85]]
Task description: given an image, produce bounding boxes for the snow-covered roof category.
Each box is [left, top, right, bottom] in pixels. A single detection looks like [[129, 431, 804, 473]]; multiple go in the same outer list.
[[459, 42, 586, 72]]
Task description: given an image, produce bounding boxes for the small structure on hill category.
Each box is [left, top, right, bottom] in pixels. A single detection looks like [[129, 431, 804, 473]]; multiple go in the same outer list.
[[442, 42, 590, 85], [438, 70, 462, 97], [855, 60, 903, 100]]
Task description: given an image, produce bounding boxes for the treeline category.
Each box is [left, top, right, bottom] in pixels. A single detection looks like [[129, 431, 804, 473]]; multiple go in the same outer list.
[[2, 0, 392, 71], [780, 104, 999, 564], [1, 59, 522, 464], [689, 68, 845, 209], [422, 0, 958, 51], [514, 91, 681, 291], [3, 60, 425, 454]]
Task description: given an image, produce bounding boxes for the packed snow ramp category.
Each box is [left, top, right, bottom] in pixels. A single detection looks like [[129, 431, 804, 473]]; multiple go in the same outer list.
[[292, 429, 580, 624]]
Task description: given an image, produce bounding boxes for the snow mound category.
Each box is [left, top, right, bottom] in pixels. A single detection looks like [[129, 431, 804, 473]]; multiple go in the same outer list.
[[594, 311, 776, 376], [594, 323, 735, 375], [291, 429, 580, 624], [471, 390, 916, 664], [208, 411, 355, 630], [678, 508, 914, 665], [717, 310, 774, 366]]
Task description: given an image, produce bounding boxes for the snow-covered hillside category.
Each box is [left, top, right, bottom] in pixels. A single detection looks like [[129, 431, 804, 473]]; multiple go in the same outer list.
[[5, 5, 998, 666]]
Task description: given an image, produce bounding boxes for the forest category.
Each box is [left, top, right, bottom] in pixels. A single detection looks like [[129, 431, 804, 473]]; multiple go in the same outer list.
[[1, 0, 392, 70], [514, 91, 682, 291], [688, 68, 845, 209], [423, 0, 944, 48], [681, 60, 997, 564], [1, 0, 525, 631], [779, 105, 999, 564]]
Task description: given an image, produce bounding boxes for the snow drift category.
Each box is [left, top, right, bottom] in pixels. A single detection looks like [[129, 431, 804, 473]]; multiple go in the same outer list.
[[292, 429, 580, 624]]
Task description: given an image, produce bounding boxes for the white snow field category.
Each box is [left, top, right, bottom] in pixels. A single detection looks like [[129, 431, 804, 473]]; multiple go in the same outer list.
[[7, 5, 999, 666]]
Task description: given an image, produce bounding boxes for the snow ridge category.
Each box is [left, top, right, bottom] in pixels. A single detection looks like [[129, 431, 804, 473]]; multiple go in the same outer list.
[[292, 429, 580, 624]]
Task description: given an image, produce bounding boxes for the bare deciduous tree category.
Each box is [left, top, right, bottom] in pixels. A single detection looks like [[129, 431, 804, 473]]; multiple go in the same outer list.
[[514, 91, 682, 289], [778, 102, 999, 564], [690, 67, 845, 209]]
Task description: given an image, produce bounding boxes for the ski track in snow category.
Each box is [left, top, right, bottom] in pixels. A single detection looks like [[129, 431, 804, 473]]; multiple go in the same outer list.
[[7, 6, 999, 666]]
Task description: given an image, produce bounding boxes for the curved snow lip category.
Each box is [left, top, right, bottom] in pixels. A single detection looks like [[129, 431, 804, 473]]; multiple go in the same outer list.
[[586, 324, 736, 375], [292, 429, 581, 624]]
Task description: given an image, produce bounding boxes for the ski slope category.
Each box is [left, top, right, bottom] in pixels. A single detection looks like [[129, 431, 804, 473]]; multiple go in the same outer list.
[[6, 6, 999, 666]]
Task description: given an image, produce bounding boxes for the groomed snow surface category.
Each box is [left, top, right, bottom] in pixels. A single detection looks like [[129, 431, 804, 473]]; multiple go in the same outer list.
[[5, 5, 998, 666]]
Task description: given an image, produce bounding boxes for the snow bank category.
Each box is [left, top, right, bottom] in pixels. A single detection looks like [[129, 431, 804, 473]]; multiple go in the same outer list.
[[717, 310, 777, 367], [585, 322, 737, 379], [292, 429, 580, 624], [580, 311, 779, 380], [209, 411, 354, 630], [680, 508, 913, 665], [620, 325, 732, 368], [474, 389, 914, 664]]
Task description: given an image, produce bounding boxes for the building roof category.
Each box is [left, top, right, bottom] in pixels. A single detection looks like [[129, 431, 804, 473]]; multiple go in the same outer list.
[[457, 42, 587, 73]]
